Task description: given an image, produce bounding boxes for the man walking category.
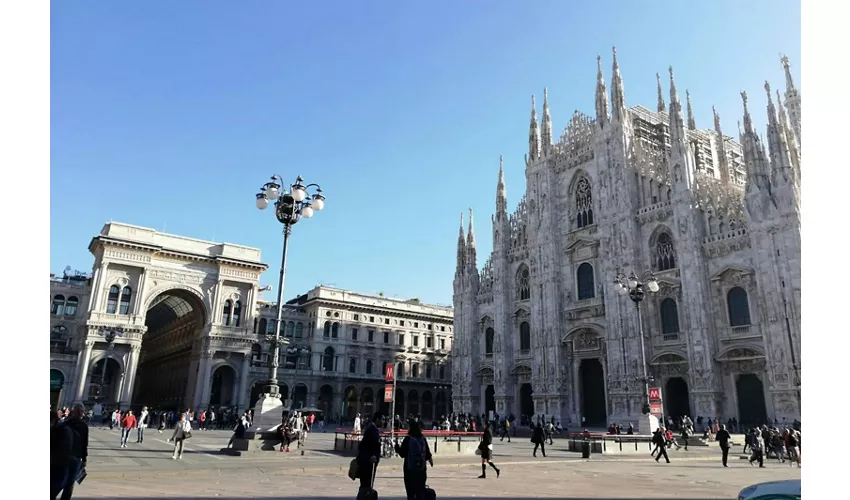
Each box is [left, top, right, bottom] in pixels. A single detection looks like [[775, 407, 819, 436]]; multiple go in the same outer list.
[[716, 424, 732, 467], [652, 428, 670, 464], [120, 410, 137, 448], [356, 411, 383, 498]]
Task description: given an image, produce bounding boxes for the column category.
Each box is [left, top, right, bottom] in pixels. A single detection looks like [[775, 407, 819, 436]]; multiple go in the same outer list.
[[245, 287, 255, 330], [198, 351, 215, 409], [121, 344, 142, 404], [238, 354, 251, 409], [132, 269, 148, 316], [74, 341, 95, 402], [90, 264, 108, 314], [192, 354, 211, 409], [86, 268, 102, 314], [210, 280, 223, 326]]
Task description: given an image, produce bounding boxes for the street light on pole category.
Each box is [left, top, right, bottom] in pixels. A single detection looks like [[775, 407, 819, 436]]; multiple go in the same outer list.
[[251, 174, 325, 435], [612, 271, 659, 433]]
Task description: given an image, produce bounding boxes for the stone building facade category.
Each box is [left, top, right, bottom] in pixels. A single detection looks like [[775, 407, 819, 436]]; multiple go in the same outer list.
[[49, 222, 453, 419], [451, 50, 801, 429]]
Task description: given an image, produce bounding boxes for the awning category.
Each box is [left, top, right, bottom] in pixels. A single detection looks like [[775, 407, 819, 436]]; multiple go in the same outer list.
[[50, 369, 65, 391]]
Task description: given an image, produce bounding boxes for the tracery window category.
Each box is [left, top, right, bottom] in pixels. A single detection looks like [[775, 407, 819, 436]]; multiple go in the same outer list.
[[119, 287, 132, 315], [106, 286, 120, 314], [660, 298, 680, 334], [727, 287, 751, 327], [575, 177, 594, 228], [517, 266, 531, 301], [485, 327, 494, 356], [654, 232, 677, 271], [519, 321, 531, 351], [576, 263, 595, 300]]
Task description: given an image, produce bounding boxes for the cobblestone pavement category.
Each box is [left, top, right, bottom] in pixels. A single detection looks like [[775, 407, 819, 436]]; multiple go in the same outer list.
[[74, 457, 800, 499]]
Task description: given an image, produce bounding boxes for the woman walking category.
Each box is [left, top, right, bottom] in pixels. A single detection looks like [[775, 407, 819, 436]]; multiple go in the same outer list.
[[395, 420, 433, 500], [167, 412, 192, 459], [477, 422, 500, 479]]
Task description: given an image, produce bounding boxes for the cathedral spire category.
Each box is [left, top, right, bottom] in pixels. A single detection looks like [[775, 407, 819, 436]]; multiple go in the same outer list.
[[529, 95, 541, 161], [610, 46, 628, 124], [456, 213, 466, 273], [668, 67, 687, 156], [595, 55, 610, 127], [466, 208, 477, 270], [686, 90, 696, 130], [496, 155, 507, 216], [765, 82, 795, 186], [776, 89, 801, 178], [713, 105, 731, 185], [780, 54, 802, 145], [656, 72, 666, 112], [740, 91, 771, 189], [541, 88, 553, 154]]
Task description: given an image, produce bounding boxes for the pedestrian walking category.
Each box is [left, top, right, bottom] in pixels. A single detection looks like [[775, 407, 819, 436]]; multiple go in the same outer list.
[[395, 420, 433, 500], [477, 422, 501, 479], [715, 424, 732, 467], [531, 423, 547, 457], [119, 410, 137, 448], [355, 411, 383, 499], [136, 407, 149, 443], [652, 428, 670, 463], [168, 413, 192, 459], [748, 429, 765, 468]]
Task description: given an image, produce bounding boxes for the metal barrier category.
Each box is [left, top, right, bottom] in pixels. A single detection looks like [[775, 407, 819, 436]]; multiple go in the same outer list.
[[334, 429, 482, 457]]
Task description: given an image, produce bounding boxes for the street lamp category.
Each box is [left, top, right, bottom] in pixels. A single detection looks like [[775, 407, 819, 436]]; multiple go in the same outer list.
[[612, 271, 659, 433], [252, 175, 325, 433]]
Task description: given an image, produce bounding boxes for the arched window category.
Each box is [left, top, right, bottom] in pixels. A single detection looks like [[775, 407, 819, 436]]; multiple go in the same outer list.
[[517, 266, 531, 301], [267, 319, 276, 335], [222, 300, 233, 326], [576, 263, 595, 300], [349, 358, 357, 373], [106, 286, 120, 314], [51, 295, 66, 315], [332, 322, 340, 339], [412, 363, 420, 378], [519, 322, 531, 351], [258, 318, 267, 336], [366, 360, 373, 375], [485, 327, 494, 356], [575, 176, 594, 228], [64, 296, 79, 317], [286, 321, 295, 338], [727, 287, 752, 327], [322, 347, 335, 372], [233, 301, 242, 327], [654, 232, 677, 271], [660, 298, 680, 334], [323, 321, 331, 338], [119, 287, 132, 315], [295, 322, 304, 338], [397, 362, 405, 378]]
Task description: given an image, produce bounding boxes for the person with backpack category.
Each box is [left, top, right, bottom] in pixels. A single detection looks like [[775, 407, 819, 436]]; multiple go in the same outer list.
[[395, 420, 433, 500]]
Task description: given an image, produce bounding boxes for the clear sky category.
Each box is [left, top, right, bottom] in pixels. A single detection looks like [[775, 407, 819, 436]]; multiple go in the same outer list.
[[50, 0, 800, 306]]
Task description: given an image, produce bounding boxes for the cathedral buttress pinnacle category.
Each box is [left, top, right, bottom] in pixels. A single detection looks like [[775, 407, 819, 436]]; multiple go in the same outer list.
[[455, 213, 466, 274], [656, 72, 666, 112], [776, 90, 801, 179], [780, 54, 801, 146], [765, 82, 796, 193], [595, 55, 609, 128], [466, 208, 477, 271], [541, 88, 553, 154], [496, 155, 507, 216], [529, 95, 541, 161], [686, 90, 696, 130], [610, 46, 628, 124], [713, 106, 731, 185], [668, 67, 687, 159]]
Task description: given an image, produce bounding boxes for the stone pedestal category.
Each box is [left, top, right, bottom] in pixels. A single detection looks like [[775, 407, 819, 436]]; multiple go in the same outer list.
[[250, 393, 286, 434], [637, 413, 659, 434]]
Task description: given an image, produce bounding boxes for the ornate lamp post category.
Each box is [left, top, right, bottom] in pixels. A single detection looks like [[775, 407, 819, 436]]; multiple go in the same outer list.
[[251, 175, 325, 433], [613, 271, 659, 433]]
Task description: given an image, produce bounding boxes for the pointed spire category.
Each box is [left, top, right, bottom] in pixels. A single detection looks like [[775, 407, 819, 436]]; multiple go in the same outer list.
[[781, 54, 797, 97], [686, 90, 696, 130], [740, 91, 770, 189], [776, 89, 801, 177], [496, 155, 507, 215], [668, 67, 687, 154], [456, 213, 466, 272], [610, 46, 628, 124], [765, 81, 795, 183], [713, 105, 731, 185], [780, 54, 801, 145], [595, 55, 609, 127], [541, 88, 553, 154], [467, 207, 476, 248], [466, 207, 477, 271], [529, 95, 541, 161], [656, 73, 666, 112]]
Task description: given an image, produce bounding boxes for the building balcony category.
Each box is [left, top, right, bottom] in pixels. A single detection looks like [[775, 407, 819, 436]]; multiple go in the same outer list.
[[718, 324, 761, 343]]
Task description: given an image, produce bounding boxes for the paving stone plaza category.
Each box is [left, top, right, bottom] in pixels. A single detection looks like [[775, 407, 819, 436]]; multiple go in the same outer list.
[[74, 428, 800, 499]]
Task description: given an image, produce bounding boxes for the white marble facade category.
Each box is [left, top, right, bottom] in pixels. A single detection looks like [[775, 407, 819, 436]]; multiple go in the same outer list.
[[451, 50, 801, 429], [49, 223, 454, 418]]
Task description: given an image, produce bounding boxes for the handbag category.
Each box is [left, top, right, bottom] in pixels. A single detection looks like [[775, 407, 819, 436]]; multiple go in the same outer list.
[[474, 448, 482, 456], [348, 458, 360, 480], [184, 430, 193, 440]]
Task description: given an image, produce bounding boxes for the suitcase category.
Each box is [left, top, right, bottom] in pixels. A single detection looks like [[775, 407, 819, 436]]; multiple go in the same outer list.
[[356, 463, 378, 500], [422, 486, 437, 500]]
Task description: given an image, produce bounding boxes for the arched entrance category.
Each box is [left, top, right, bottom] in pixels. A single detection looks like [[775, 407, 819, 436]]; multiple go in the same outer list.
[[664, 377, 691, 420], [209, 365, 237, 406], [421, 391, 433, 421], [519, 383, 534, 417], [361, 387, 375, 416], [344, 386, 358, 419], [579, 358, 606, 426], [484, 385, 496, 415], [88, 358, 122, 404], [135, 288, 206, 408], [292, 383, 308, 410], [318, 384, 334, 415], [50, 369, 65, 410], [736, 374, 768, 428]]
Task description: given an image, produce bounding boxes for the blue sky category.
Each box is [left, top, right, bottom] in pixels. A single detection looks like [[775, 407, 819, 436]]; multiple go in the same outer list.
[[50, 0, 800, 306]]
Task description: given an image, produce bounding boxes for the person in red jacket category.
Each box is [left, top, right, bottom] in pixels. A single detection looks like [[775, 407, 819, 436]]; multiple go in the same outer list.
[[120, 410, 137, 448]]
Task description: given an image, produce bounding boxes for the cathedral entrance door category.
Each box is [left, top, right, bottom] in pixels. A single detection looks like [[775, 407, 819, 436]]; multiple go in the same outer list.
[[664, 377, 691, 421], [519, 384, 534, 417], [736, 374, 768, 428], [485, 385, 495, 415], [579, 358, 607, 426]]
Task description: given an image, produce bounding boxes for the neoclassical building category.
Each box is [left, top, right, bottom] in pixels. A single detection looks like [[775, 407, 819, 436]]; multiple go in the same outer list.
[[451, 50, 800, 428], [49, 222, 453, 419]]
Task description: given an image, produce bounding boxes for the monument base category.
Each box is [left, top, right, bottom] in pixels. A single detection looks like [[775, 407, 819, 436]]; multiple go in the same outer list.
[[250, 392, 286, 434], [637, 413, 659, 434]]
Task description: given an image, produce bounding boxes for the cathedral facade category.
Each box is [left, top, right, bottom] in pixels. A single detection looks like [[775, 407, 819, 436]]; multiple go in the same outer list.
[[451, 49, 801, 429]]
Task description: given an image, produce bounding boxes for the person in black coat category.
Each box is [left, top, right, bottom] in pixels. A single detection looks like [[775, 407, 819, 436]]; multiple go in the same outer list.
[[715, 424, 732, 467], [395, 420, 433, 500], [51, 411, 75, 500], [477, 422, 501, 479], [531, 423, 547, 457], [652, 428, 670, 463], [356, 412, 383, 494]]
